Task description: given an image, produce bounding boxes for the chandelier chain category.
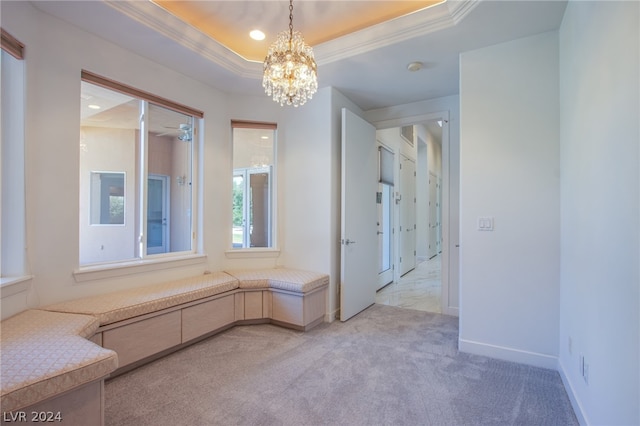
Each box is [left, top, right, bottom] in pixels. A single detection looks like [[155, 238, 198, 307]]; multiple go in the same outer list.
[[289, 0, 294, 38]]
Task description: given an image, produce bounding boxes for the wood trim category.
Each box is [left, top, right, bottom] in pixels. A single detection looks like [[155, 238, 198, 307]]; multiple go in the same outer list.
[[81, 70, 203, 118], [231, 120, 277, 130], [1, 29, 24, 60]]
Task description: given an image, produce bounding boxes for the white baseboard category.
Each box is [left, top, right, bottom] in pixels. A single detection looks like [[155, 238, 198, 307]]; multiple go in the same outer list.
[[443, 306, 459, 317], [325, 309, 339, 323], [458, 338, 558, 369], [558, 359, 589, 425]]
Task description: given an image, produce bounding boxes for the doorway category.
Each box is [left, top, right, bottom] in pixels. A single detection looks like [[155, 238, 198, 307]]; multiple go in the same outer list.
[[340, 108, 457, 320], [375, 117, 446, 314]]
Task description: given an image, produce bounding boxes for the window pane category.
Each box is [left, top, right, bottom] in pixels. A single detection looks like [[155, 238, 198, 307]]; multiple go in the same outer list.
[[232, 175, 244, 248], [232, 126, 275, 249], [80, 82, 138, 265], [80, 77, 198, 266], [1, 48, 27, 278], [147, 104, 193, 255], [249, 170, 269, 247]]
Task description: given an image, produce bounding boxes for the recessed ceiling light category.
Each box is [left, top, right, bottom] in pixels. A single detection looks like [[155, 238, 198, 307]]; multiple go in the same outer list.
[[88, 104, 101, 110], [250, 30, 265, 41], [261, 135, 269, 140]]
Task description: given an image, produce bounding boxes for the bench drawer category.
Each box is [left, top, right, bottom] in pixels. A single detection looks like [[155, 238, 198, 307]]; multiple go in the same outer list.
[[182, 294, 234, 343], [103, 310, 181, 367]]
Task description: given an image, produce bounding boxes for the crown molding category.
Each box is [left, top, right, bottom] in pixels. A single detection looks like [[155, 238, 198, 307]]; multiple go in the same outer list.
[[105, 0, 479, 79], [105, 0, 262, 79], [313, 0, 479, 65]]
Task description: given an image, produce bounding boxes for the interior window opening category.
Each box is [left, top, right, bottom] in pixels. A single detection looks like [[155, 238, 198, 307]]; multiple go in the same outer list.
[[231, 122, 276, 249], [79, 72, 201, 266]]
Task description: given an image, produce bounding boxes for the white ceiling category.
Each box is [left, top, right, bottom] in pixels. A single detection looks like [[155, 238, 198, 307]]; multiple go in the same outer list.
[[32, 0, 568, 111]]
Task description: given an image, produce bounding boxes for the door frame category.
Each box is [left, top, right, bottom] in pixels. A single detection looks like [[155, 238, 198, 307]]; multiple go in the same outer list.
[[371, 111, 456, 316]]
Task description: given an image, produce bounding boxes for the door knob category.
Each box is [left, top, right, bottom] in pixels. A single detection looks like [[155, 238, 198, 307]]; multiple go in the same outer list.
[[342, 239, 356, 245]]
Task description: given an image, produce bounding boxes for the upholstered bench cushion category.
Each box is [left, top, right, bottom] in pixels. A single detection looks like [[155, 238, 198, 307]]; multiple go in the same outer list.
[[0, 310, 118, 412], [42, 271, 239, 325], [226, 268, 329, 293]]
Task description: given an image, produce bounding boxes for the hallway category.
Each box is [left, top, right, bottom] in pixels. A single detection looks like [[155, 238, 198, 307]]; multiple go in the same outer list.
[[375, 255, 442, 313]]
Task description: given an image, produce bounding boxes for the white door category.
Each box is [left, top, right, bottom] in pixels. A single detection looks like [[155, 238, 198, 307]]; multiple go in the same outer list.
[[340, 108, 378, 321], [147, 174, 169, 254], [399, 155, 416, 276]]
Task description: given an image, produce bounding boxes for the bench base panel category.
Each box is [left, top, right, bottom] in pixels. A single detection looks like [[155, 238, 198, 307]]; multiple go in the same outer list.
[[1, 380, 104, 426], [101, 285, 328, 375]]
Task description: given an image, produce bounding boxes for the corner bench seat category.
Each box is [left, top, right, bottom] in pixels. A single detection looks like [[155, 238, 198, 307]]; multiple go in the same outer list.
[[2, 268, 328, 423], [39, 268, 328, 373], [0, 309, 118, 414]]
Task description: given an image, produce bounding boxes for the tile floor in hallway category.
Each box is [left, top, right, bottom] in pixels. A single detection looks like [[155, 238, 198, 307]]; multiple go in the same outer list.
[[375, 254, 442, 313]]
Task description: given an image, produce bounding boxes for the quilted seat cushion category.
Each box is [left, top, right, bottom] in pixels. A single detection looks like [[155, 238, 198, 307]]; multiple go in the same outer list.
[[226, 268, 329, 293], [42, 271, 239, 325], [0, 310, 118, 412]]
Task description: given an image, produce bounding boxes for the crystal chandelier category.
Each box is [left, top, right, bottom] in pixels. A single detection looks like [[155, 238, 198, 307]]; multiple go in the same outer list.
[[263, 0, 318, 107]]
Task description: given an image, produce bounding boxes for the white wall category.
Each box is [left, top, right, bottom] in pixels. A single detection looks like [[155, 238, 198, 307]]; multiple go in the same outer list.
[[558, 2, 639, 424], [458, 31, 560, 368]]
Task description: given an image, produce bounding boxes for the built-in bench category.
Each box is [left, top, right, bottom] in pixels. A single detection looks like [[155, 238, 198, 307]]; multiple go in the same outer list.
[[1, 267, 328, 425], [0, 310, 118, 424]]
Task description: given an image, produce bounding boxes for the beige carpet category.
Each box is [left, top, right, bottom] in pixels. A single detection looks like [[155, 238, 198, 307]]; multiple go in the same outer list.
[[105, 304, 577, 425]]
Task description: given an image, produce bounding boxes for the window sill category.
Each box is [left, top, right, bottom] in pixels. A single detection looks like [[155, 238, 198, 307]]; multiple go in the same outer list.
[[1, 275, 33, 298], [225, 248, 280, 259], [74, 253, 207, 283]]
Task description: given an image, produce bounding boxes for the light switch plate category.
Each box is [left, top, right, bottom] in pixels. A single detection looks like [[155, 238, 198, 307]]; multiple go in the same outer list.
[[477, 216, 494, 231]]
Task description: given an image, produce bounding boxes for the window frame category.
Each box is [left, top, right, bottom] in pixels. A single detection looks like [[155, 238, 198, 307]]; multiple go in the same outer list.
[[228, 120, 279, 256], [1, 29, 31, 292], [75, 71, 205, 280]]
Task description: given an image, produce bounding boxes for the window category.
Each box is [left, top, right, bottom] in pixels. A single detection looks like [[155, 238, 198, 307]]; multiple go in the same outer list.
[[1, 29, 28, 283], [79, 71, 202, 266], [231, 121, 276, 249]]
